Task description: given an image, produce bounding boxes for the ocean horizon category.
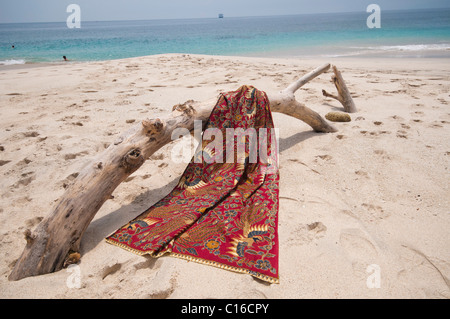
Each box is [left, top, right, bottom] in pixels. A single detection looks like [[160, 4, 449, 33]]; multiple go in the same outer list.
[[1, 8, 450, 65]]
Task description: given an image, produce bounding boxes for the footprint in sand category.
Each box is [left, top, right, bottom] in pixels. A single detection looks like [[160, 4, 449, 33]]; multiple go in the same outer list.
[[16, 195, 33, 205], [64, 151, 89, 161], [132, 259, 178, 299], [396, 245, 450, 298], [146, 276, 177, 299], [101, 262, 122, 280], [114, 100, 131, 106], [396, 130, 408, 139], [429, 121, 444, 129], [23, 216, 43, 228], [360, 130, 391, 137], [12, 172, 36, 188], [401, 123, 411, 130], [133, 256, 161, 273], [373, 149, 391, 160], [315, 155, 333, 161], [339, 228, 379, 278], [355, 170, 369, 178], [16, 157, 32, 167], [22, 131, 40, 138], [360, 203, 390, 221], [340, 228, 378, 261], [437, 98, 448, 105], [391, 115, 405, 121], [0, 160, 11, 166], [287, 222, 327, 246]]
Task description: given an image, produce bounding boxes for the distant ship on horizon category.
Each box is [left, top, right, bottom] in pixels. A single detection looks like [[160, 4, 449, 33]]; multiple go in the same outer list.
[[218, 13, 224, 18]]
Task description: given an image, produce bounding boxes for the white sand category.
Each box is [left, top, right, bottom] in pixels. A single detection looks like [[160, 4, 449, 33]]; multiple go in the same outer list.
[[0, 54, 449, 298]]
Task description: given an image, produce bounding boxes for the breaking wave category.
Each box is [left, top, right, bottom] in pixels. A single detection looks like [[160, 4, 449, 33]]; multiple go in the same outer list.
[[0, 59, 26, 65]]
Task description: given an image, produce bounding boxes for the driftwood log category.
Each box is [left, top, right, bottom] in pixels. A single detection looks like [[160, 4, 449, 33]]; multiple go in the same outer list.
[[9, 63, 337, 281], [322, 65, 357, 113]]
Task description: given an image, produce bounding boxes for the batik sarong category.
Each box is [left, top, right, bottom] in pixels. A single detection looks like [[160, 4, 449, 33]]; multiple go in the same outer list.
[[106, 85, 279, 283]]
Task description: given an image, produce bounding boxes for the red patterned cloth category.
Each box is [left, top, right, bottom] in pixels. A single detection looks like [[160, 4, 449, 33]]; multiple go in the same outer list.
[[106, 85, 279, 283]]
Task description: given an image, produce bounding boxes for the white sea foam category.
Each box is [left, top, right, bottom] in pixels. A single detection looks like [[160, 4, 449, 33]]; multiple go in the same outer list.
[[0, 59, 26, 65], [355, 43, 450, 52], [319, 43, 450, 58], [371, 44, 450, 51]]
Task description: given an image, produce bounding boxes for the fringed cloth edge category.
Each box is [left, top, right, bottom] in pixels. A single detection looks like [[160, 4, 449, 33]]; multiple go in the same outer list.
[[105, 237, 279, 284]]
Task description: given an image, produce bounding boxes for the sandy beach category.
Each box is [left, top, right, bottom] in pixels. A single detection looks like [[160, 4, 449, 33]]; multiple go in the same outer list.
[[0, 54, 449, 298]]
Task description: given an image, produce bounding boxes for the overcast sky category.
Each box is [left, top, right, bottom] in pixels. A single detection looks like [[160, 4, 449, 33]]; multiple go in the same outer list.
[[1, 0, 449, 23]]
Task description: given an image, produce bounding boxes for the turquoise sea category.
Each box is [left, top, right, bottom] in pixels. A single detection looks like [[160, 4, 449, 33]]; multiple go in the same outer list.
[[0, 8, 449, 65]]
